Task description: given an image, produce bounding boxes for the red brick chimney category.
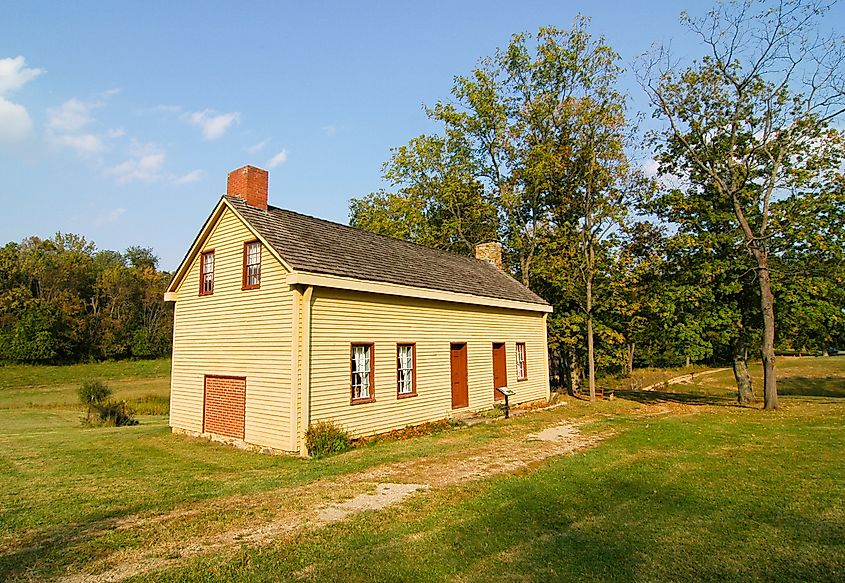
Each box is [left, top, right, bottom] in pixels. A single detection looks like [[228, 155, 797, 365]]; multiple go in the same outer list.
[[227, 165, 268, 210]]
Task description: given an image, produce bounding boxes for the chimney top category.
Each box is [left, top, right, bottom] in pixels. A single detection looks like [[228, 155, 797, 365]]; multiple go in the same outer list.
[[227, 165, 268, 210], [475, 242, 503, 270]]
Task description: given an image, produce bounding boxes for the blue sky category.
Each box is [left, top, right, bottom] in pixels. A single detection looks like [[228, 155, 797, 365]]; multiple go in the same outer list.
[[2, 1, 842, 270]]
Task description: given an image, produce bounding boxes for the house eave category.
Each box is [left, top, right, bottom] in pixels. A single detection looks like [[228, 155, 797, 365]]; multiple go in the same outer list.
[[286, 271, 553, 313]]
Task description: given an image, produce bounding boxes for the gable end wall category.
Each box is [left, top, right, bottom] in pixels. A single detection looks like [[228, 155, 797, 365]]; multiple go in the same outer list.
[[169, 207, 294, 451]]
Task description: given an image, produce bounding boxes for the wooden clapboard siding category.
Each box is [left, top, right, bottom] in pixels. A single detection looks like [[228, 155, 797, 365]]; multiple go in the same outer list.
[[309, 287, 549, 438], [169, 207, 293, 450]]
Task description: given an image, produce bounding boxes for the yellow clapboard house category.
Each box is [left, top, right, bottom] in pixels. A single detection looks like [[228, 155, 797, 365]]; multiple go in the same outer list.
[[165, 165, 552, 454]]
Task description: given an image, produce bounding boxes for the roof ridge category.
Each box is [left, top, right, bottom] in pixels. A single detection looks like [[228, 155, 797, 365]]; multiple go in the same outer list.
[[263, 201, 498, 269]]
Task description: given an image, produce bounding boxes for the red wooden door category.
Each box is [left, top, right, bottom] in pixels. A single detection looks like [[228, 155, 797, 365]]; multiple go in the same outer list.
[[450, 343, 468, 409], [492, 342, 507, 401]]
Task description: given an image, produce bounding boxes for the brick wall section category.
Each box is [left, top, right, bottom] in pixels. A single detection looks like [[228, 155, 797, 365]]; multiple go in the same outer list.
[[227, 165, 268, 210], [203, 376, 246, 439], [474, 242, 503, 270]]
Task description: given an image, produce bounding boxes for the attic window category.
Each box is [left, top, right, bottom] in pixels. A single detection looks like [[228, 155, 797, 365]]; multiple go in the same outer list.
[[243, 241, 261, 289], [200, 251, 214, 296], [351, 344, 375, 404]]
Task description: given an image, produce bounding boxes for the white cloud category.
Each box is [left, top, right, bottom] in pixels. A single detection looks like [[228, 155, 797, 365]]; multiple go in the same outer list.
[[106, 143, 166, 183], [48, 133, 105, 156], [0, 97, 34, 144], [267, 148, 288, 168], [107, 127, 126, 138], [47, 98, 96, 132], [0, 56, 41, 144], [247, 138, 270, 154], [174, 169, 204, 184], [642, 158, 660, 178], [322, 124, 337, 137], [182, 109, 240, 140], [95, 207, 126, 226], [0, 56, 43, 95]]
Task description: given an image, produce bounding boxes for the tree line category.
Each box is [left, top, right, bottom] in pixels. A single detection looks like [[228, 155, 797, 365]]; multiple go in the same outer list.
[[0, 233, 173, 364], [349, 1, 845, 408]]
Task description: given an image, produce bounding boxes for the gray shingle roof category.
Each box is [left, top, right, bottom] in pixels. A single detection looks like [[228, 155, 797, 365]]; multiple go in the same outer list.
[[225, 195, 549, 307]]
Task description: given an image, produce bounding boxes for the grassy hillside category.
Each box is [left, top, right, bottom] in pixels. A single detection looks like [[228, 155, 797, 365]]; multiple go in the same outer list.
[[0, 358, 170, 412], [0, 356, 842, 582]]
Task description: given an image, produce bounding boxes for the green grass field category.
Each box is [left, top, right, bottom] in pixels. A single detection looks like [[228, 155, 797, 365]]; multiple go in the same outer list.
[[0, 358, 171, 413], [0, 357, 843, 582]]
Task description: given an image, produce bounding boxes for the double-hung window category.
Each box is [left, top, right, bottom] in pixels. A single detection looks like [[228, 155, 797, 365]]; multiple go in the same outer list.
[[351, 344, 374, 403], [397, 344, 416, 397], [200, 251, 214, 295], [243, 241, 261, 289], [516, 342, 527, 381]]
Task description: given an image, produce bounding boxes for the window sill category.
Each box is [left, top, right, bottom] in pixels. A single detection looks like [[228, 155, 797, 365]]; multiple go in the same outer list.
[[517, 377, 528, 382], [199, 291, 214, 296], [350, 396, 375, 405], [241, 284, 260, 291], [397, 391, 418, 399]]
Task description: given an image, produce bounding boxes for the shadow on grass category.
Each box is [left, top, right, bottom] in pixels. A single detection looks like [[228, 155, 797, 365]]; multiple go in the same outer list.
[[614, 389, 737, 407], [778, 376, 845, 398], [0, 509, 130, 581]]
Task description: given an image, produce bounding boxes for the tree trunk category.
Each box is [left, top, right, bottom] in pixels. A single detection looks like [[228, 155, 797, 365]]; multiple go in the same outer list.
[[585, 259, 596, 402], [755, 252, 779, 410], [561, 347, 580, 396], [587, 315, 596, 402], [732, 339, 755, 405], [625, 342, 635, 376], [685, 355, 690, 368]]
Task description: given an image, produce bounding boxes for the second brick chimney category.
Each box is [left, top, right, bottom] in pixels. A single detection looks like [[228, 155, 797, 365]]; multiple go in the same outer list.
[[227, 165, 268, 210], [475, 242, 503, 270]]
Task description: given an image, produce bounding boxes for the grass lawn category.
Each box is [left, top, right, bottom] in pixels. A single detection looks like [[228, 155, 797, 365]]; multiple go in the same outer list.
[[0, 356, 843, 581], [0, 358, 171, 412]]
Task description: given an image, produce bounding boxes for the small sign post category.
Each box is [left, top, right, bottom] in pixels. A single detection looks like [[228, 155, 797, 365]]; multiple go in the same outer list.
[[497, 387, 516, 418]]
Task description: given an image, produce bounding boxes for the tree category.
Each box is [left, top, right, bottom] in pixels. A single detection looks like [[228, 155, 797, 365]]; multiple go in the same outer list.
[[639, 0, 845, 409], [350, 135, 498, 255], [351, 21, 643, 399], [0, 234, 174, 364]]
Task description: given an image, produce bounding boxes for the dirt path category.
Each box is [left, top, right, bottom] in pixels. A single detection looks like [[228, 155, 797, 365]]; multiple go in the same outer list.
[[56, 420, 604, 583], [642, 368, 730, 391]]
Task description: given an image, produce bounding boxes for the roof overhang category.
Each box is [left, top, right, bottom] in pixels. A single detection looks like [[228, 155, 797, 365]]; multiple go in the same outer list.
[[286, 271, 553, 313]]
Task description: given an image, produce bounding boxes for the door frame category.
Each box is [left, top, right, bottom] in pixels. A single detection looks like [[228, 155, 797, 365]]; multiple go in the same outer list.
[[492, 342, 508, 401], [450, 342, 469, 409]]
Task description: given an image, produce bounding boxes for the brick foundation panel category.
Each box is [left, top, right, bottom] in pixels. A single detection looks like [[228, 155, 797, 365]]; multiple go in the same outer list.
[[204, 377, 246, 439]]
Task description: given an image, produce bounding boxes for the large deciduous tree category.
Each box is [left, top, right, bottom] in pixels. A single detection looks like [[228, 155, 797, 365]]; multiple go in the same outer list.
[[352, 20, 644, 399], [639, 0, 845, 409]]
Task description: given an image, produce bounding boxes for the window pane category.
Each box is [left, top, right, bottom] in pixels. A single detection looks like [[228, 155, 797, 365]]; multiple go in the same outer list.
[[245, 242, 260, 287], [201, 252, 214, 294], [397, 345, 414, 394], [516, 343, 526, 379], [352, 345, 371, 399]]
